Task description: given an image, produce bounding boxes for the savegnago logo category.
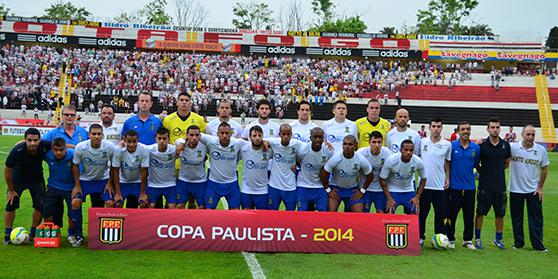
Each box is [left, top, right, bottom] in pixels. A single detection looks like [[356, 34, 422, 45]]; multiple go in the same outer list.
[[0, 33, 5, 41], [267, 46, 295, 54], [37, 35, 68, 43], [98, 38, 127, 47]]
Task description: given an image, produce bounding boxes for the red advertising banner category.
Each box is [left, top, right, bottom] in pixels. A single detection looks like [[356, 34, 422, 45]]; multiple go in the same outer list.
[[88, 208, 420, 255]]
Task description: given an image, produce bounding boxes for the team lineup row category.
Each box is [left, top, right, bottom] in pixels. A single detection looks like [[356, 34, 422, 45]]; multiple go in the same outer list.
[[4, 92, 549, 251]]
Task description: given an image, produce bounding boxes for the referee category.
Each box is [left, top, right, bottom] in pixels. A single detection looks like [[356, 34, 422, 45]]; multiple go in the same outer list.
[[509, 125, 549, 252], [475, 118, 511, 249]]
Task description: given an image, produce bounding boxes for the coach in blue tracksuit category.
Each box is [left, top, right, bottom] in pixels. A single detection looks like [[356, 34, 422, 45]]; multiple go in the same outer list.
[[446, 121, 480, 250]]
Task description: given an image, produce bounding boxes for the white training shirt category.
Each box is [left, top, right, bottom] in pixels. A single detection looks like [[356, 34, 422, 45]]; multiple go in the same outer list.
[[324, 151, 372, 189], [419, 137, 452, 190], [386, 128, 421, 154], [111, 143, 149, 183], [290, 120, 318, 143], [380, 153, 426, 192], [239, 144, 272, 194], [73, 140, 114, 181], [322, 118, 358, 152], [100, 122, 123, 145], [509, 141, 549, 193], [267, 138, 303, 191], [176, 140, 208, 183], [356, 146, 393, 192], [296, 143, 333, 189], [241, 119, 280, 139], [206, 118, 243, 138], [200, 134, 246, 184], [147, 144, 177, 188]]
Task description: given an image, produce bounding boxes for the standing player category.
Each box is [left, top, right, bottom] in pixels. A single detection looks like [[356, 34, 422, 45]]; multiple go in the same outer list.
[[356, 131, 392, 213], [4, 128, 50, 244], [242, 99, 279, 139], [296, 127, 333, 212], [42, 138, 74, 234], [146, 127, 181, 209], [122, 92, 162, 145], [509, 125, 549, 252], [385, 108, 421, 154], [267, 124, 304, 211], [320, 135, 373, 213], [290, 100, 318, 143], [71, 124, 115, 247], [475, 118, 511, 249], [446, 121, 480, 250], [239, 126, 272, 209], [111, 130, 149, 208], [206, 100, 242, 137], [200, 122, 246, 210], [355, 99, 390, 148], [380, 140, 427, 215], [163, 92, 206, 144], [322, 100, 357, 151], [176, 126, 208, 209], [418, 118, 452, 247], [99, 104, 122, 145]]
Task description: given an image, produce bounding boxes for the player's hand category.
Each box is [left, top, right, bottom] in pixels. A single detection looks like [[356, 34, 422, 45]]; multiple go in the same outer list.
[[113, 193, 123, 206], [6, 190, 19, 205], [262, 140, 270, 152], [103, 185, 114, 198], [324, 141, 334, 151], [118, 139, 125, 147], [291, 165, 297, 173], [444, 178, 450, 189], [328, 189, 340, 202], [410, 196, 420, 214], [351, 189, 364, 201], [71, 187, 82, 199], [139, 193, 149, 208], [176, 143, 185, 154], [385, 198, 396, 213], [534, 187, 543, 202]]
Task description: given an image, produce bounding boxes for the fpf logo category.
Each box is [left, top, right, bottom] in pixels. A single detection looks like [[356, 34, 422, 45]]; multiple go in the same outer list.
[[385, 224, 407, 249], [100, 218, 124, 244]]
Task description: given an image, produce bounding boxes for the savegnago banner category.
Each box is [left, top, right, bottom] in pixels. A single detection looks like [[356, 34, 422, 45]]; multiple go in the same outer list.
[[88, 208, 420, 255], [428, 50, 558, 61]]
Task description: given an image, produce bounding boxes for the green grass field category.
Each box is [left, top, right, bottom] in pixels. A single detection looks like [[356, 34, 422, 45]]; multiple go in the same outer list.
[[0, 135, 556, 278]]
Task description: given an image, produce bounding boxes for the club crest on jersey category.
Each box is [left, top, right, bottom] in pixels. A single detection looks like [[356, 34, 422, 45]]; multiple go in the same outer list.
[[197, 150, 202, 158], [408, 136, 412, 140], [380, 158, 385, 165], [534, 150, 538, 155], [472, 151, 476, 158], [135, 155, 140, 161], [100, 218, 123, 244], [269, 129, 274, 136], [151, 125, 155, 131], [102, 151, 107, 158], [291, 147, 296, 154], [321, 156, 327, 163], [262, 153, 268, 160], [410, 167, 415, 173], [230, 146, 235, 152], [353, 164, 359, 170], [423, 145, 428, 152], [386, 224, 408, 249], [345, 127, 350, 133], [168, 154, 173, 160]]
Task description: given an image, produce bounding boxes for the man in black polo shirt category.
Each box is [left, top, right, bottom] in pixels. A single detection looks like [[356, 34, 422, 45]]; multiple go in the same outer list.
[[475, 118, 511, 249], [4, 128, 51, 244]]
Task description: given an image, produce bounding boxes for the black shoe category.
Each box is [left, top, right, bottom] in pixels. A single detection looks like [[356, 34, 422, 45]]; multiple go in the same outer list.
[[3, 235, 10, 245]]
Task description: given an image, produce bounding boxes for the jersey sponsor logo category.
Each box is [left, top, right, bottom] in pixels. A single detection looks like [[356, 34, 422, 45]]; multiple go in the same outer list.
[[273, 153, 295, 164], [210, 151, 236, 161], [327, 134, 343, 143], [172, 127, 182, 136], [391, 144, 400, 153], [337, 169, 357, 178], [385, 224, 407, 249], [121, 161, 138, 170], [292, 133, 304, 142], [180, 156, 203, 166], [150, 158, 175, 168], [245, 159, 267, 170], [83, 157, 108, 166], [303, 162, 320, 173], [100, 218, 124, 244], [362, 132, 370, 141]]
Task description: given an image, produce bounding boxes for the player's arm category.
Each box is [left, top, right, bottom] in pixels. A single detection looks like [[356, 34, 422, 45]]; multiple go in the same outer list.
[[4, 167, 18, 205], [139, 168, 148, 206], [379, 161, 395, 212], [319, 168, 332, 193], [71, 163, 82, 198], [410, 164, 427, 214], [321, 158, 339, 201], [111, 166, 122, 204], [444, 160, 450, 189]]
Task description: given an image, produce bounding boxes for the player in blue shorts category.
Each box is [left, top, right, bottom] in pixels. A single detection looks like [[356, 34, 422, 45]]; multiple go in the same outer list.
[[356, 131, 392, 213], [239, 125, 272, 209], [296, 127, 333, 211], [175, 125, 208, 209], [71, 124, 115, 247], [380, 139, 427, 214], [112, 130, 149, 208], [146, 127, 182, 209], [199, 122, 247, 210], [320, 135, 374, 212]]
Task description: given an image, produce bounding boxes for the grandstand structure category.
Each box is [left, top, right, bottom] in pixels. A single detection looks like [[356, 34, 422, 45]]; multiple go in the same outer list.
[[0, 16, 557, 144]]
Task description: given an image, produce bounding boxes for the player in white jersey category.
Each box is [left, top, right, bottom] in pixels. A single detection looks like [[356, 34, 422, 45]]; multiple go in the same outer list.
[[111, 129, 149, 208], [296, 127, 333, 211], [356, 131, 392, 213], [242, 99, 279, 139], [99, 104, 122, 145], [266, 124, 304, 211], [70, 124, 115, 246], [380, 139, 426, 215], [322, 100, 357, 151], [175, 125, 208, 209], [146, 127, 182, 209], [321, 135, 373, 212], [385, 108, 421, 154], [417, 118, 452, 246], [200, 122, 248, 209], [508, 125, 549, 251], [290, 100, 318, 143], [206, 100, 243, 138], [239, 125, 273, 209]]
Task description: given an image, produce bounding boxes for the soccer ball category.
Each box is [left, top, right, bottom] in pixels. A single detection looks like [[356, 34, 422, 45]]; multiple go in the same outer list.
[[10, 227, 30, 245], [431, 234, 449, 249]]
